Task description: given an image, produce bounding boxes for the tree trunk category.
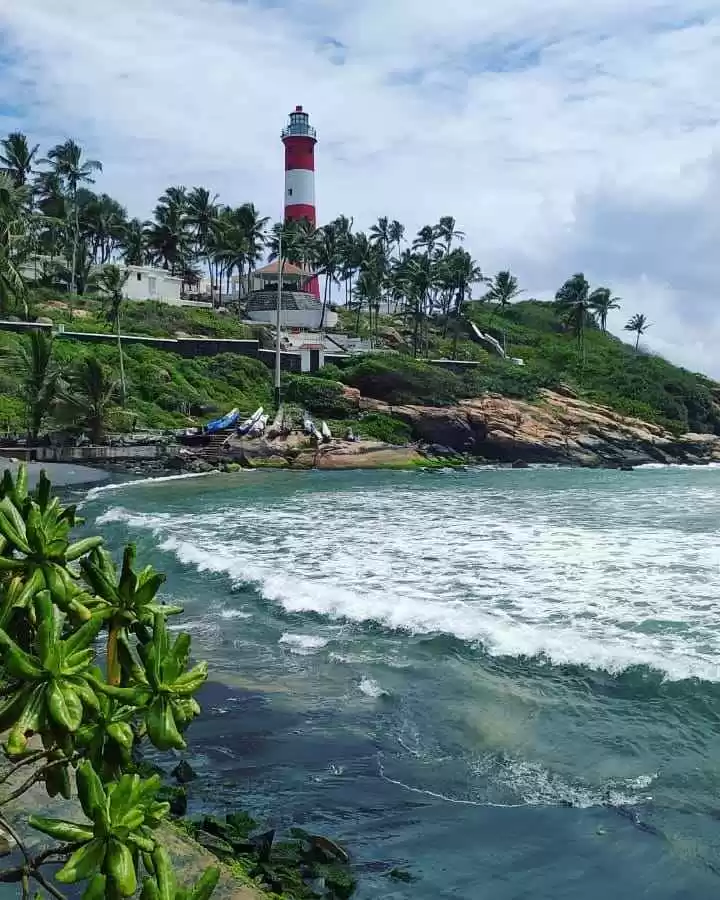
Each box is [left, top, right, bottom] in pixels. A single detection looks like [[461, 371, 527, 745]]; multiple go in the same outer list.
[[320, 271, 330, 329], [116, 316, 126, 406], [635, 332, 640, 351], [71, 186, 79, 296]]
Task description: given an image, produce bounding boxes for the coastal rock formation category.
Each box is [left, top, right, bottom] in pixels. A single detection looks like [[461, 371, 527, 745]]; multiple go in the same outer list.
[[225, 434, 424, 470], [361, 390, 720, 466]]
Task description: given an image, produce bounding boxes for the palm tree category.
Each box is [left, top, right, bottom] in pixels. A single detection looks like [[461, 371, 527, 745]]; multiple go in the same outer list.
[[120, 218, 147, 266], [16, 330, 57, 443], [369, 216, 391, 252], [42, 139, 102, 294], [388, 219, 405, 260], [625, 313, 650, 350], [235, 203, 269, 296], [439, 249, 483, 355], [436, 215, 465, 252], [185, 186, 219, 297], [58, 356, 119, 444], [89, 264, 130, 403], [483, 270, 523, 309], [315, 223, 341, 328], [0, 173, 33, 317], [412, 224, 438, 257], [0, 132, 39, 186], [588, 287, 621, 332], [555, 273, 593, 361], [144, 189, 190, 276], [80, 192, 127, 264]]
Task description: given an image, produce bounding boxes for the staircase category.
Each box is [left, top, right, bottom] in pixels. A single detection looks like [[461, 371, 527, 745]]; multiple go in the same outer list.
[[195, 431, 232, 464]]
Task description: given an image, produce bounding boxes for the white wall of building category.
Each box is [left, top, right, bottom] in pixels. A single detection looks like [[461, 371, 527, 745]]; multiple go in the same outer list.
[[123, 266, 183, 303]]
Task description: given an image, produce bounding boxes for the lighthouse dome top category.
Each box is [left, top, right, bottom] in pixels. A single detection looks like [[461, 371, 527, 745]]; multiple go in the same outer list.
[[282, 105, 317, 140]]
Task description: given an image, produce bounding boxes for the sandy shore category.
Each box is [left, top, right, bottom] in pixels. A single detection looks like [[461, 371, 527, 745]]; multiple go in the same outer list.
[[0, 457, 110, 488]]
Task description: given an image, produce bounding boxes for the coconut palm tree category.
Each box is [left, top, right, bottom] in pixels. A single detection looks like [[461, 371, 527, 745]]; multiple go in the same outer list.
[[41, 139, 102, 294], [235, 203, 269, 296], [0, 132, 40, 186], [0, 173, 34, 317], [80, 192, 127, 264], [625, 313, 650, 350], [185, 186, 219, 296], [58, 356, 119, 444], [436, 215, 465, 252], [388, 219, 405, 260], [89, 264, 130, 403], [369, 216, 391, 253], [412, 224, 438, 257], [315, 223, 341, 328], [120, 218, 147, 266], [483, 270, 523, 309], [555, 273, 593, 360], [144, 190, 190, 276], [588, 287, 621, 332], [16, 330, 57, 443]]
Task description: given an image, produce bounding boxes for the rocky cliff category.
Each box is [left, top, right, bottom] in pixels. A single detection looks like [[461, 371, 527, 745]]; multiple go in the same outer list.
[[361, 390, 720, 467]]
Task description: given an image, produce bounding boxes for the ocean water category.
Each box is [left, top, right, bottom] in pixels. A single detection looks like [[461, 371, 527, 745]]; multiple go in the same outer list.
[[79, 466, 720, 898]]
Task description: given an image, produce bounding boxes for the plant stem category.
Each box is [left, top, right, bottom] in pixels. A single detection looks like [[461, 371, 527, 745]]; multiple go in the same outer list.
[[107, 616, 121, 686]]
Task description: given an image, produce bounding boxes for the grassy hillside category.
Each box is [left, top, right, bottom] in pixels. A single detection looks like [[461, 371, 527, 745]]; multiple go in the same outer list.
[[0, 330, 272, 433], [330, 301, 720, 436], [3, 292, 718, 440]]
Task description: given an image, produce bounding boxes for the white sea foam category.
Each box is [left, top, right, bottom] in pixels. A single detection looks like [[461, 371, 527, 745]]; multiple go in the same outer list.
[[218, 608, 252, 620], [96, 471, 720, 682], [85, 471, 218, 502], [279, 633, 328, 655], [358, 677, 387, 698]]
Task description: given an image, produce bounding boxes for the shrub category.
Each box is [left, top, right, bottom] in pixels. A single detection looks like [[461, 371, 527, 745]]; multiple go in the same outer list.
[[0, 465, 217, 900], [357, 413, 412, 444], [340, 355, 461, 406], [283, 375, 355, 418]]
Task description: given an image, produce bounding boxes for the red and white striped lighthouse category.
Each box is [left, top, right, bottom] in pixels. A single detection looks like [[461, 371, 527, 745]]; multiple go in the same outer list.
[[282, 105, 319, 299]]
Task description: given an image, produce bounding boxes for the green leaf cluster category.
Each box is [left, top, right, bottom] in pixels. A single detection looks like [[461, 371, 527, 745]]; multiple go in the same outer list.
[[0, 464, 215, 900]]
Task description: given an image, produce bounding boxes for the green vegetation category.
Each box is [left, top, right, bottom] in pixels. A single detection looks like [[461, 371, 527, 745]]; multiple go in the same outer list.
[[0, 330, 272, 435], [0, 464, 217, 900], [0, 127, 715, 442], [465, 300, 720, 433]]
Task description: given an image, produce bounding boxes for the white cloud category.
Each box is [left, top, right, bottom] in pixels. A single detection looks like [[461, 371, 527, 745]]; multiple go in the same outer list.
[[0, 0, 719, 371]]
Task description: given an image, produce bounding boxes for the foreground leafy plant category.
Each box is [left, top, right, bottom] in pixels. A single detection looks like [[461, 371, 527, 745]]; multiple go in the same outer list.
[[0, 464, 214, 900]]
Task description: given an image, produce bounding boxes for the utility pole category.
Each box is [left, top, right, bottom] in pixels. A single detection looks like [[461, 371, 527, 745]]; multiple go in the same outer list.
[[274, 228, 283, 409]]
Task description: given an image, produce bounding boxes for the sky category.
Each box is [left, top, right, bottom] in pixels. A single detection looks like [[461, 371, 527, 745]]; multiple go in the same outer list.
[[0, 0, 719, 372]]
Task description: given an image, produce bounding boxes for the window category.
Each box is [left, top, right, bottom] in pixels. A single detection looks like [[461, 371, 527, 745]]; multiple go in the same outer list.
[[288, 188, 293, 196], [136, 272, 142, 281]]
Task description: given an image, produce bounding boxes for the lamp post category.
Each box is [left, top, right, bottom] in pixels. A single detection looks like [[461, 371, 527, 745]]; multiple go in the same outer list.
[[274, 228, 283, 409]]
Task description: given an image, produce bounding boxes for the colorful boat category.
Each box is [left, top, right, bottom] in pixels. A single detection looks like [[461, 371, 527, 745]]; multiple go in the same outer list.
[[204, 408, 240, 435]]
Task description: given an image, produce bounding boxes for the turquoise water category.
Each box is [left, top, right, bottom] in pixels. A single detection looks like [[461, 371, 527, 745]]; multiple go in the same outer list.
[[80, 466, 720, 898]]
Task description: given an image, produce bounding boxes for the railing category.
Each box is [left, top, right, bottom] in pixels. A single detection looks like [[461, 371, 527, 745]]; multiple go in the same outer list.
[[281, 123, 317, 139]]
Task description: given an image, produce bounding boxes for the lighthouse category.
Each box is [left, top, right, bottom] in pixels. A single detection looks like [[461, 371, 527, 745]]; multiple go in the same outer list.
[[282, 105, 319, 299]]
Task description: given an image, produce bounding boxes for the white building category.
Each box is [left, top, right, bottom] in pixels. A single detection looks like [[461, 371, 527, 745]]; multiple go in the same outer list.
[[122, 266, 183, 304], [243, 262, 338, 329]]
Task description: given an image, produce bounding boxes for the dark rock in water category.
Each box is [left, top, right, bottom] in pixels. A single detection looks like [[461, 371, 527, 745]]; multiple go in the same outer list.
[[158, 784, 187, 816], [619, 464, 634, 471], [511, 459, 530, 468], [387, 867, 416, 882], [193, 829, 235, 859], [250, 828, 275, 863], [424, 443, 459, 459], [172, 759, 197, 784], [306, 834, 350, 865]]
